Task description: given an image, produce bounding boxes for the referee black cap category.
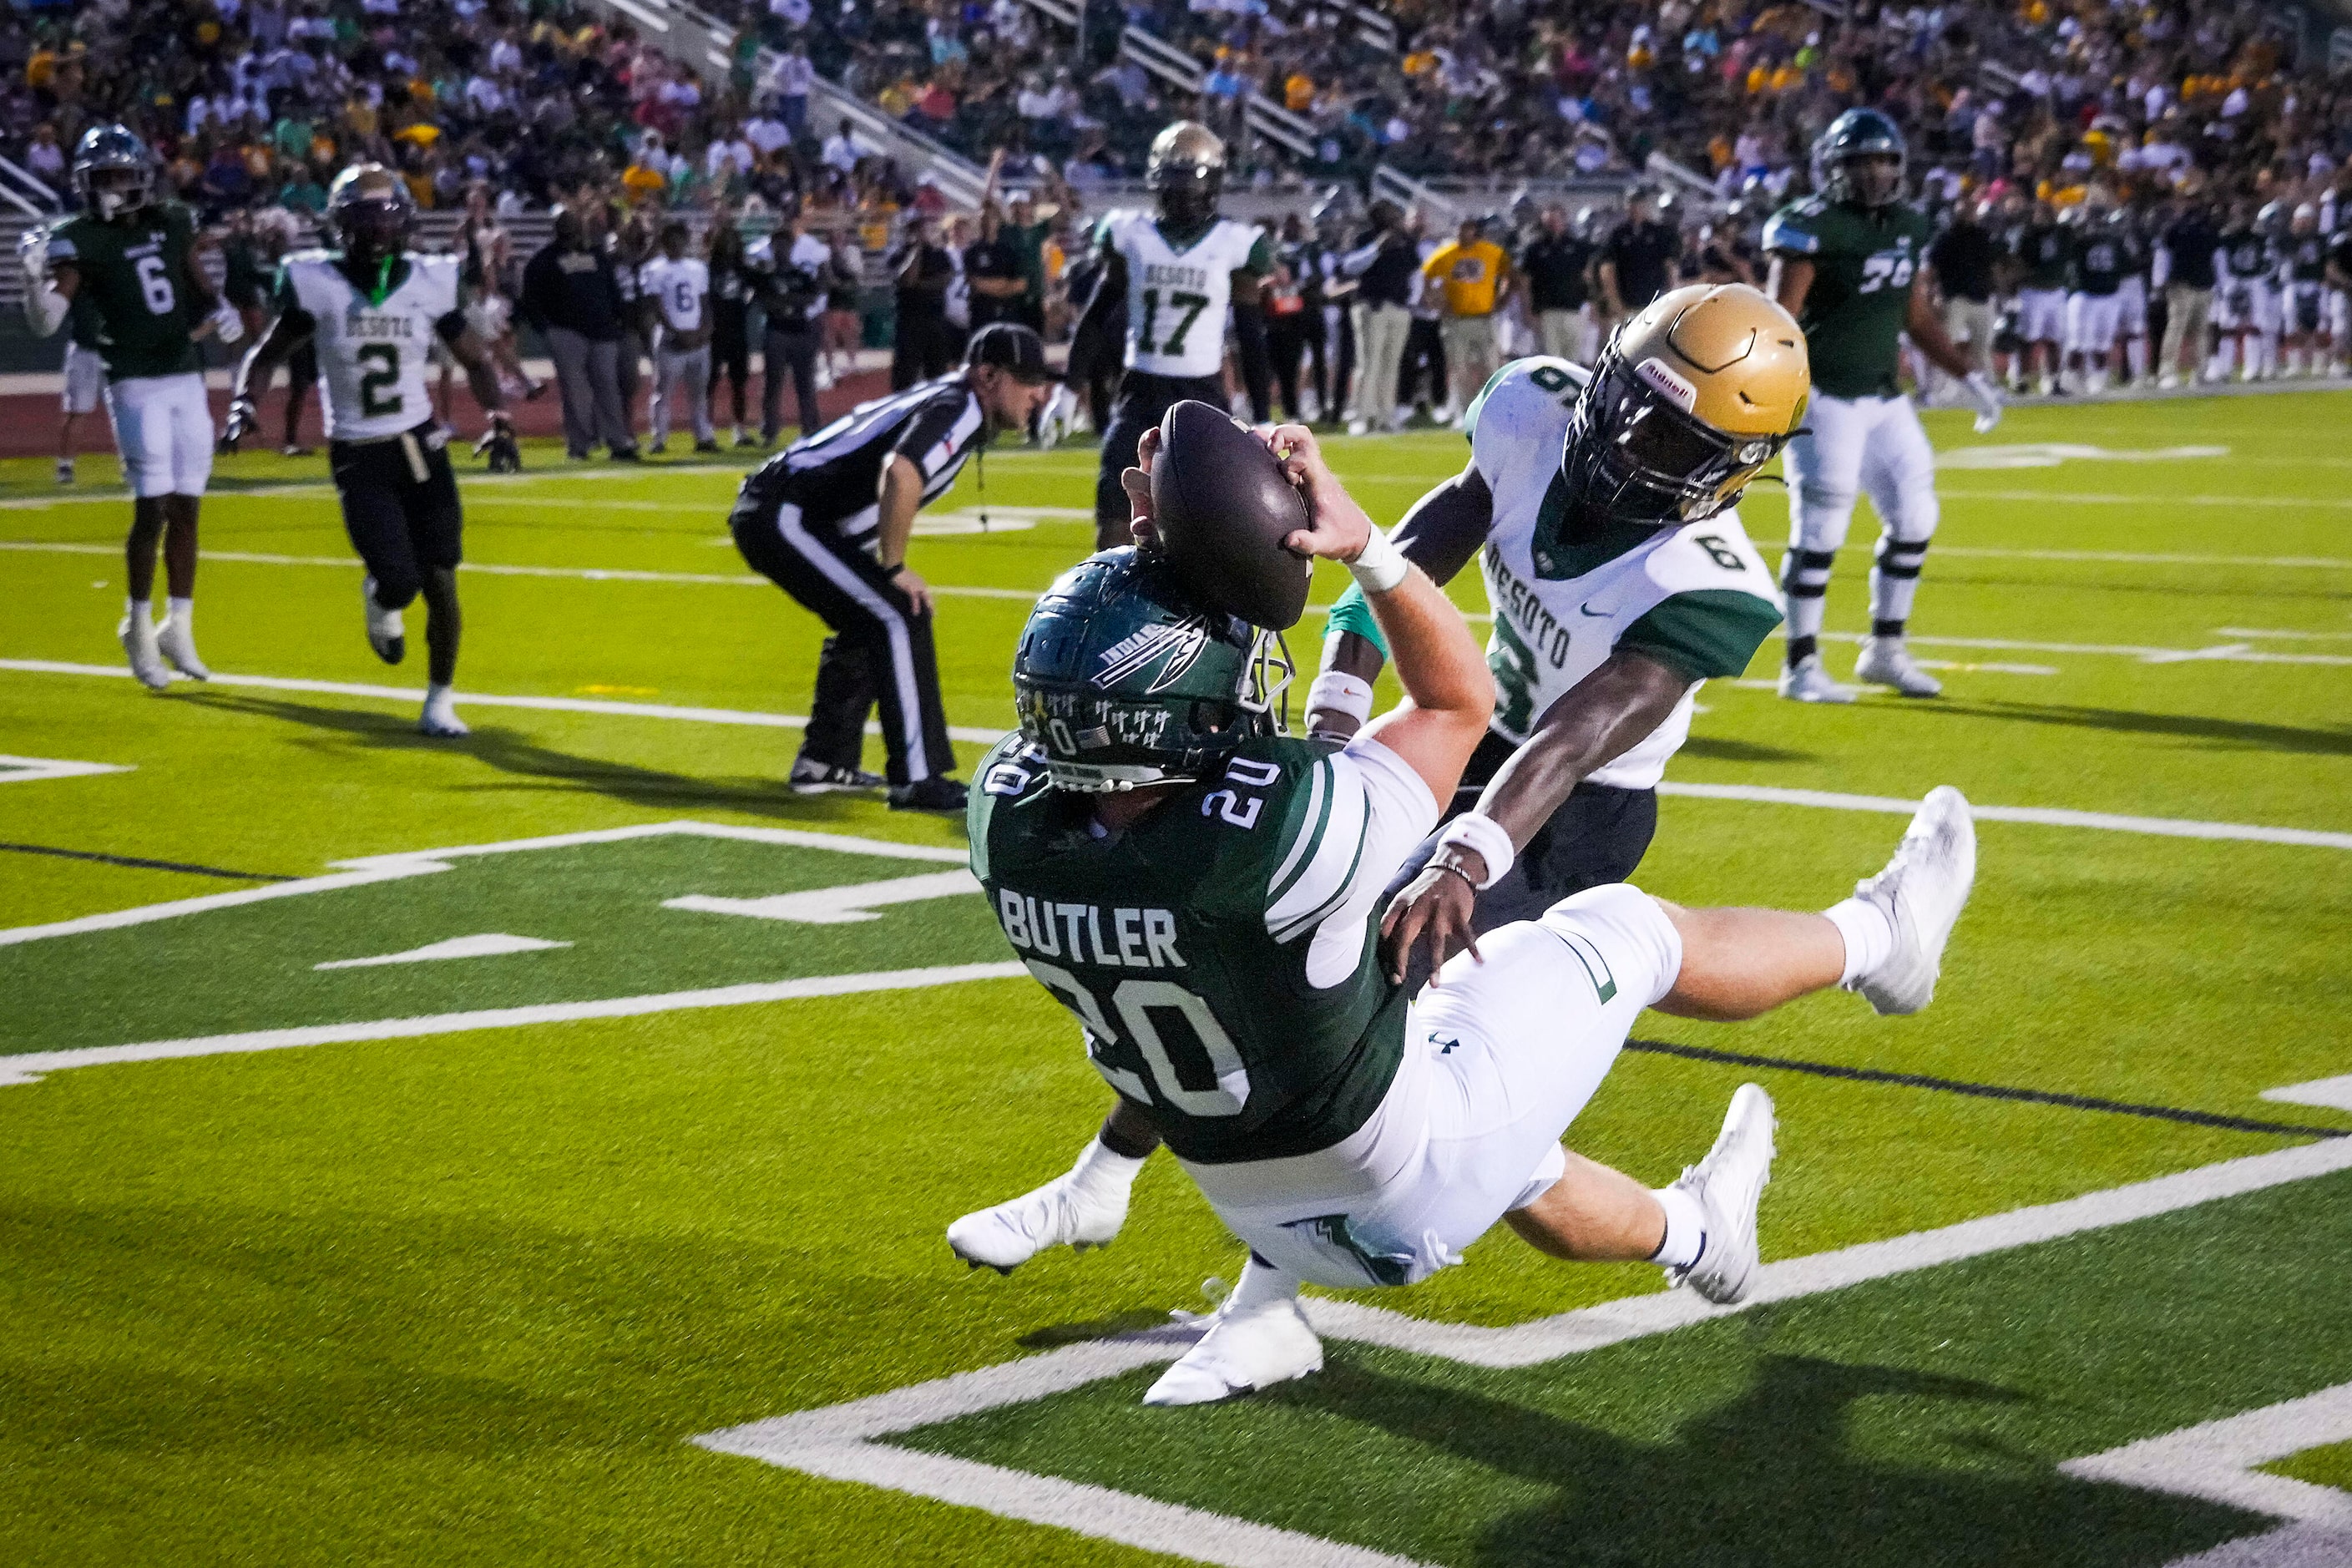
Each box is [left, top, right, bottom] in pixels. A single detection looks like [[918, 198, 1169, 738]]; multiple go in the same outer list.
[[965, 322, 1060, 383]]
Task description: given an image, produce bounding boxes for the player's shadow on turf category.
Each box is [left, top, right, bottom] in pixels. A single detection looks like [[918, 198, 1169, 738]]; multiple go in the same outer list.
[[1272, 1353, 2261, 1567], [1677, 736, 1814, 765], [1904, 700, 2352, 756], [179, 693, 953, 829]]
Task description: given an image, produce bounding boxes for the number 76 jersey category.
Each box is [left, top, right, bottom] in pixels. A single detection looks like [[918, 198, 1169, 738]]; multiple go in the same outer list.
[[276, 250, 463, 440], [1097, 210, 1270, 379]]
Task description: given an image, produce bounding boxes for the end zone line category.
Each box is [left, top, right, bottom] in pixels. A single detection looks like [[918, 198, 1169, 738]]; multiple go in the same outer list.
[[8, 659, 2346, 852], [695, 1135, 2352, 1567], [0, 961, 1029, 1086]]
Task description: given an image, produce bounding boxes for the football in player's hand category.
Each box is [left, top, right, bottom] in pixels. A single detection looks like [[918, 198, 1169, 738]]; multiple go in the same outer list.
[[1148, 399, 1313, 630]]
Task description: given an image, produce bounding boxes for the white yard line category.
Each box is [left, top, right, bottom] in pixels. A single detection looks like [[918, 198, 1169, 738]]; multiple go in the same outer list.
[[0, 754, 131, 784], [8, 660, 2348, 853], [0, 819, 968, 948], [0, 960, 1029, 1087], [2261, 1075, 2352, 1114], [698, 1135, 2352, 1568], [2062, 1381, 2352, 1524], [1936, 488, 2352, 511]]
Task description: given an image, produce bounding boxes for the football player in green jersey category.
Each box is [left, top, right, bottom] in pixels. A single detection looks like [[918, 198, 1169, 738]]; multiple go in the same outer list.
[[21, 125, 241, 690], [1763, 108, 2003, 705], [953, 421, 1979, 1406]]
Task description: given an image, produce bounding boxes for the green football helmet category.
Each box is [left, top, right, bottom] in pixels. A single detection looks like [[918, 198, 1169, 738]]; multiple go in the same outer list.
[[73, 124, 153, 221], [1012, 548, 1289, 792]]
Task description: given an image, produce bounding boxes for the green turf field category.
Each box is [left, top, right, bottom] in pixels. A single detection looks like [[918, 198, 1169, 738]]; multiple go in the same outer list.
[[4, 391, 2350, 1566]]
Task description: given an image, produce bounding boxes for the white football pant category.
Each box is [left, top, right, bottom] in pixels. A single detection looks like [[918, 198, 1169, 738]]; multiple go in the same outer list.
[[1780, 391, 1939, 651], [103, 371, 213, 498]]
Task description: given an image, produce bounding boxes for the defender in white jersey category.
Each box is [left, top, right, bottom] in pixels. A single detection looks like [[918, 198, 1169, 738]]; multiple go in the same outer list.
[[953, 286, 1832, 1292], [225, 165, 518, 737], [637, 218, 716, 453], [1065, 121, 1276, 549]]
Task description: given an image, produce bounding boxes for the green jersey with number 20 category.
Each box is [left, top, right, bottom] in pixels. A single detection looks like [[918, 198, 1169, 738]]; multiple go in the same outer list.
[[276, 250, 463, 440], [1762, 195, 1934, 398], [1460, 357, 1783, 785], [46, 202, 205, 382], [970, 730, 1439, 1166], [1096, 210, 1272, 379]]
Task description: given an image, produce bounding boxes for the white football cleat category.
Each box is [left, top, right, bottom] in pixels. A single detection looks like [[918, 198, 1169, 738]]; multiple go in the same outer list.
[[362, 576, 405, 665], [1854, 635, 1941, 697], [155, 615, 210, 680], [1662, 1083, 1777, 1306], [1848, 785, 1976, 1016], [418, 688, 469, 738], [1777, 654, 1854, 704], [119, 613, 170, 690], [55, 456, 74, 484], [946, 1168, 1129, 1274], [1143, 1295, 1323, 1406]]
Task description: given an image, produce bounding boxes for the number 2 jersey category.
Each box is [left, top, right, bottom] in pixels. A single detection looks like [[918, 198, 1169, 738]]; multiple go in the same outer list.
[[275, 250, 465, 440], [1096, 210, 1272, 379], [47, 202, 205, 382], [1762, 195, 1933, 398], [971, 731, 1439, 1166]]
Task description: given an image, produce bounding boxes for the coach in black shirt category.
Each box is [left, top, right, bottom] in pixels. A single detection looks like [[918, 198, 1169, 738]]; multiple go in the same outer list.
[[963, 205, 1028, 331], [1929, 200, 2000, 377], [729, 323, 1058, 810], [1519, 205, 1597, 362], [2156, 201, 2220, 384], [521, 210, 636, 460], [891, 216, 959, 390], [1598, 190, 1681, 321]]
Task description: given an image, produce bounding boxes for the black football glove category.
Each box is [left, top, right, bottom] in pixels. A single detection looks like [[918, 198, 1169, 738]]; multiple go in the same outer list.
[[220, 396, 260, 455], [474, 414, 521, 473]]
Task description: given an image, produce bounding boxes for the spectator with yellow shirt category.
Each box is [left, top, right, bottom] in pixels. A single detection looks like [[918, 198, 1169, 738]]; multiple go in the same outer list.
[[1419, 215, 1512, 429]]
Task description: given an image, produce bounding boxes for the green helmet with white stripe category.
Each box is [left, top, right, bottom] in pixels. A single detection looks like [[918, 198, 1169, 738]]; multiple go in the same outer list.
[[1012, 548, 1290, 792]]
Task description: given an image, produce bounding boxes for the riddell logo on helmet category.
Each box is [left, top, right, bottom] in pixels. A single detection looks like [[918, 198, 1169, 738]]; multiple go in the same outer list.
[[1635, 358, 1698, 412]]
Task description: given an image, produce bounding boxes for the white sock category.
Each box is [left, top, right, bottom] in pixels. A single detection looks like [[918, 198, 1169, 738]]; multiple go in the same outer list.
[[1825, 897, 1896, 987], [166, 595, 193, 629], [125, 596, 152, 628], [425, 681, 455, 706], [1649, 1183, 1707, 1269], [1067, 1135, 1146, 1202], [1229, 1253, 1302, 1313]]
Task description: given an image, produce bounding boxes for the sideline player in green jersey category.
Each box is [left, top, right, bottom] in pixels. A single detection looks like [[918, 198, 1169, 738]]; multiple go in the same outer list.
[[953, 421, 1977, 1406], [1763, 108, 2003, 704], [20, 125, 241, 690]]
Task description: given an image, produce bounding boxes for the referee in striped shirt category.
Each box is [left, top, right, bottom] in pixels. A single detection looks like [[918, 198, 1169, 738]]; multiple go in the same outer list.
[[731, 321, 1058, 811]]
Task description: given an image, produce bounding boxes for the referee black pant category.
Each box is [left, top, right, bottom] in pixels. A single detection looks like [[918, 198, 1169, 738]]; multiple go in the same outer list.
[[1094, 369, 1226, 550], [730, 487, 955, 787]]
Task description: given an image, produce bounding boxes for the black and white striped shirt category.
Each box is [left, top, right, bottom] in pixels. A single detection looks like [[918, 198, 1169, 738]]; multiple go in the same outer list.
[[754, 377, 985, 539]]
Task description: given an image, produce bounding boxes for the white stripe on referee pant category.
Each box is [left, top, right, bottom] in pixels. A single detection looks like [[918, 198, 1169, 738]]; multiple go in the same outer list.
[[772, 499, 929, 781]]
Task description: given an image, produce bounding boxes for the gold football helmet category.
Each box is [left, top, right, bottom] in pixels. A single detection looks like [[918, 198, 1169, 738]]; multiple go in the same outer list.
[[1566, 282, 1809, 524], [1147, 121, 1226, 228]]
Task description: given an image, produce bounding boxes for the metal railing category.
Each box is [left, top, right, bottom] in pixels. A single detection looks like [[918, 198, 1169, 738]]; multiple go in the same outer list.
[[0, 153, 61, 219]]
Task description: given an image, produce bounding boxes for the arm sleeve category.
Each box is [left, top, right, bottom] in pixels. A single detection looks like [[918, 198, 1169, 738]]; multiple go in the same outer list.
[[1616, 589, 1783, 681], [1263, 736, 1441, 988]]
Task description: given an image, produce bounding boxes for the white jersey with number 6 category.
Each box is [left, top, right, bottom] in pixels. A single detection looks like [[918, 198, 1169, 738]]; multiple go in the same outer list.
[[638, 255, 709, 335], [281, 250, 462, 441], [1098, 210, 1267, 379]]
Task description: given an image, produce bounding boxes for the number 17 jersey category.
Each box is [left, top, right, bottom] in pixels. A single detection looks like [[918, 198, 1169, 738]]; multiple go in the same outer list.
[[1098, 210, 1270, 379], [276, 250, 464, 440]]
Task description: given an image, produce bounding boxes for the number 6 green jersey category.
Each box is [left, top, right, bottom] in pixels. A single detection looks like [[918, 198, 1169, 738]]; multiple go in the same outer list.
[[969, 730, 1439, 1166], [45, 202, 205, 382], [276, 250, 464, 439], [1763, 195, 1933, 398]]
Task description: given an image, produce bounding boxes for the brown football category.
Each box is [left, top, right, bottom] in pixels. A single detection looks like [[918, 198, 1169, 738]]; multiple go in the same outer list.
[[1147, 399, 1314, 630]]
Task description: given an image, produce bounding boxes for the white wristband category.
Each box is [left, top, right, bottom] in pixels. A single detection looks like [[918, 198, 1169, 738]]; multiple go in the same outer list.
[[1346, 526, 1410, 594], [1305, 670, 1374, 728], [1434, 813, 1515, 890]]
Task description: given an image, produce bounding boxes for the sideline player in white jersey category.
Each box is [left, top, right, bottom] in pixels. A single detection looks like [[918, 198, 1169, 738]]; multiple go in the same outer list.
[[55, 332, 104, 483], [638, 216, 716, 453], [1064, 120, 1276, 550], [953, 406, 1976, 1407], [224, 164, 519, 738], [948, 287, 1887, 1313]]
